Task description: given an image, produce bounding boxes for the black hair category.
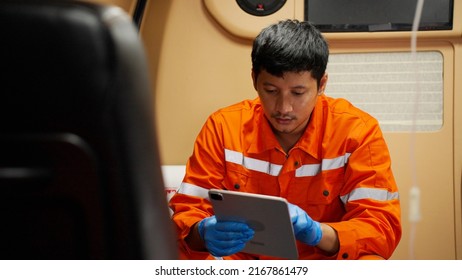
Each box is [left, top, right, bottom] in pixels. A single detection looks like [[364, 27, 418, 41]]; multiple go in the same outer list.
[[251, 19, 329, 86]]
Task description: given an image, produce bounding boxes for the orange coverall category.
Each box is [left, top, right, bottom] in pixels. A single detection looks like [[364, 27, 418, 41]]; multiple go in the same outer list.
[[169, 95, 402, 260]]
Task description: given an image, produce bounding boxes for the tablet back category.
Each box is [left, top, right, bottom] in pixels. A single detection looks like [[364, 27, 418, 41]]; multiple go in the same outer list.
[[209, 189, 299, 259]]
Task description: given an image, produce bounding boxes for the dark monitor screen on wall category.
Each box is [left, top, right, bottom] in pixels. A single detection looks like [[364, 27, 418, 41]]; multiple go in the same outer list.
[[305, 0, 453, 32]]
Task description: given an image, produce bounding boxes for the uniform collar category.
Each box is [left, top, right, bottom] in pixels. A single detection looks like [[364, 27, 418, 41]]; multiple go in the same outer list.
[[293, 96, 325, 160]]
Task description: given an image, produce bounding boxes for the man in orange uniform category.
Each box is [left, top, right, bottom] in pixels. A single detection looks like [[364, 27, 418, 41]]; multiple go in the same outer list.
[[169, 19, 401, 260]]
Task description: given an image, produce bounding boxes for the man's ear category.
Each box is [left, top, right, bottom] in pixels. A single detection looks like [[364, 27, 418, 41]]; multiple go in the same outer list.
[[318, 73, 328, 95], [251, 69, 257, 90]]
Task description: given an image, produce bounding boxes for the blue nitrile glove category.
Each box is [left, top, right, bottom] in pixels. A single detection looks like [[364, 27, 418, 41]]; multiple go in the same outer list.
[[288, 203, 323, 246], [198, 216, 255, 257]]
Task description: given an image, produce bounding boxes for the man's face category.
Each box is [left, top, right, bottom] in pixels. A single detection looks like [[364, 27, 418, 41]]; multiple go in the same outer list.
[[253, 69, 327, 138]]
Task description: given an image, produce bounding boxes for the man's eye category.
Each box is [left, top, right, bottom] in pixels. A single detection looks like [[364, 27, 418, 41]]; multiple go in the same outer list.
[[265, 89, 277, 94], [293, 91, 305, 96]]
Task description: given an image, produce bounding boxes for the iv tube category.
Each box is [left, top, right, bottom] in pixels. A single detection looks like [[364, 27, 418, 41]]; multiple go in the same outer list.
[[408, 0, 424, 260]]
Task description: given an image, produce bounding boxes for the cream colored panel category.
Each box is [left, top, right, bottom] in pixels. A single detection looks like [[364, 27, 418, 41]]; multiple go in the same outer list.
[[203, 0, 303, 39], [454, 38, 462, 259]]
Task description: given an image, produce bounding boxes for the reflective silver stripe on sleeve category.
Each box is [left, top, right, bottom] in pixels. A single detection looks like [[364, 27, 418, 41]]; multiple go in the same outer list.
[[176, 182, 210, 199], [340, 187, 400, 204], [225, 148, 282, 176]]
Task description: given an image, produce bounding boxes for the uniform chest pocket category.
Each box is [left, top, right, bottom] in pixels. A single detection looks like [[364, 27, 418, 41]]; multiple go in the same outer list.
[[223, 162, 281, 195], [222, 164, 249, 192], [288, 169, 344, 207]]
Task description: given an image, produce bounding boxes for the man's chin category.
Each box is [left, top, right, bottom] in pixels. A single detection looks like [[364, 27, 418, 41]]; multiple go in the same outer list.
[[272, 125, 295, 134]]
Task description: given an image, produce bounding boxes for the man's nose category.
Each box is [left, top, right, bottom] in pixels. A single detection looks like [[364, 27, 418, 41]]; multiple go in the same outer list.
[[276, 94, 293, 115]]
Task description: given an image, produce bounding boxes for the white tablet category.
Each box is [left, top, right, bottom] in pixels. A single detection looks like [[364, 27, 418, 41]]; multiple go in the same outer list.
[[208, 189, 299, 259]]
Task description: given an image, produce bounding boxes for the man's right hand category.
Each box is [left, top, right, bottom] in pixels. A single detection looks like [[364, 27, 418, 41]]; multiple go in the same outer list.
[[198, 216, 255, 257]]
